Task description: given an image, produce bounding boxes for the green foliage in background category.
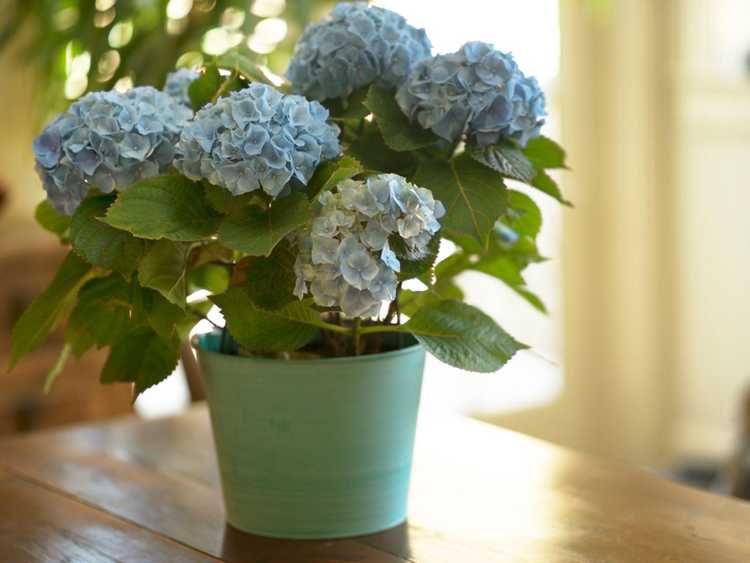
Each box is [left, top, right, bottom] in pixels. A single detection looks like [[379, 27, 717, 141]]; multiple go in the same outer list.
[[0, 0, 335, 115]]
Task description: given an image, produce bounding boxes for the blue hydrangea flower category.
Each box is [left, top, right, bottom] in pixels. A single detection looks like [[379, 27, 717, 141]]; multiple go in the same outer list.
[[293, 174, 444, 318], [174, 84, 341, 197], [32, 87, 193, 215], [396, 41, 546, 147], [286, 2, 432, 101], [164, 68, 199, 107]]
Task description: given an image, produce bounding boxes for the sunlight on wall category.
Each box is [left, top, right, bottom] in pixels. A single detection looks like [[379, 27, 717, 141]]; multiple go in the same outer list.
[[374, 0, 559, 82]]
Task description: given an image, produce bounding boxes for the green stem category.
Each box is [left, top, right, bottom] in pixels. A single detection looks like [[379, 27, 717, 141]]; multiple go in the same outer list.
[[211, 70, 238, 103], [352, 318, 361, 356], [358, 324, 405, 335], [220, 326, 230, 354], [395, 283, 404, 348], [310, 318, 350, 334]]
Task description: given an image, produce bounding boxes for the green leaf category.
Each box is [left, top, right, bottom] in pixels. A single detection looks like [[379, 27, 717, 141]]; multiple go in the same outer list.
[[503, 190, 542, 239], [442, 232, 484, 254], [470, 137, 571, 205], [9, 252, 94, 369], [238, 240, 297, 309], [531, 169, 571, 205], [413, 154, 506, 247], [216, 50, 276, 86], [211, 287, 319, 353], [472, 255, 547, 313], [35, 200, 71, 240], [306, 155, 362, 200], [130, 286, 194, 341], [103, 175, 222, 241], [203, 183, 261, 214], [187, 241, 234, 269], [188, 63, 221, 111], [188, 264, 230, 295], [65, 275, 133, 358], [324, 86, 370, 121], [365, 85, 439, 152], [101, 327, 180, 397], [468, 141, 536, 183], [188, 298, 214, 318], [399, 281, 464, 318], [348, 122, 416, 176], [43, 344, 70, 394], [138, 240, 191, 307], [146, 293, 195, 340], [218, 192, 310, 256], [403, 300, 526, 372], [389, 234, 440, 281], [71, 194, 147, 275], [434, 252, 471, 281], [524, 135, 568, 169]]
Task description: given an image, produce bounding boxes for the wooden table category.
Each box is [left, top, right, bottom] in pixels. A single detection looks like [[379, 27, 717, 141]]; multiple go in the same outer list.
[[1, 405, 749, 562]]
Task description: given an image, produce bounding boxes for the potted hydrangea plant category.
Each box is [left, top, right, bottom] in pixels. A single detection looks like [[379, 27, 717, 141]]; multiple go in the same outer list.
[[11, 2, 568, 539]]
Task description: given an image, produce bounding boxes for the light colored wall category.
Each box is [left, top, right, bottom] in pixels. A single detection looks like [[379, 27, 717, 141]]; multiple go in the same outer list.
[[489, 0, 750, 468], [0, 36, 58, 255], [0, 38, 43, 224], [671, 0, 750, 459], [484, 0, 681, 466]]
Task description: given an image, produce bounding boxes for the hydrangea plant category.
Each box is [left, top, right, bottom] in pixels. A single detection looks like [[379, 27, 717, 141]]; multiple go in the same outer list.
[[164, 69, 200, 107], [287, 2, 432, 100], [11, 2, 569, 398], [174, 84, 341, 197], [293, 174, 444, 318], [396, 41, 546, 147], [33, 87, 193, 215]]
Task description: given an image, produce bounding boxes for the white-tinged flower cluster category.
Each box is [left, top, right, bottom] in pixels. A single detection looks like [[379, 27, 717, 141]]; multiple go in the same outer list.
[[174, 84, 341, 198], [293, 174, 444, 318], [396, 41, 546, 147], [32, 87, 193, 215], [163, 68, 199, 107], [286, 2, 432, 101]]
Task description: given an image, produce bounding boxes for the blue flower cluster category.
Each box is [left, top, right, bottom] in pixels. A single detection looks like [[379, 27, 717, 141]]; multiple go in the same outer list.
[[293, 174, 444, 318], [286, 2, 432, 101], [163, 68, 199, 107], [396, 41, 546, 147], [33, 87, 193, 215], [174, 84, 341, 197]]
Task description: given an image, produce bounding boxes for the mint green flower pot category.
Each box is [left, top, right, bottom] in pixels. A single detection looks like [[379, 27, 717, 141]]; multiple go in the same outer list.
[[194, 333, 426, 539]]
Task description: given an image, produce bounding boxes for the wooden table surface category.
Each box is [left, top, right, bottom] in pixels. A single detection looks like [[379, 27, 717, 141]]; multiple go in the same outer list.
[[1, 405, 749, 562]]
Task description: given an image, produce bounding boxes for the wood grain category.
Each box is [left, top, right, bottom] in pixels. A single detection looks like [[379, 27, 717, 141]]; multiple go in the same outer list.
[[0, 247, 133, 436], [0, 410, 405, 562], [3, 405, 750, 562], [0, 475, 219, 562]]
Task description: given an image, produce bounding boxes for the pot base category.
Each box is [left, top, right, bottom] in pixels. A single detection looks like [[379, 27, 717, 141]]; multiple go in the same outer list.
[[225, 516, 408, 541]]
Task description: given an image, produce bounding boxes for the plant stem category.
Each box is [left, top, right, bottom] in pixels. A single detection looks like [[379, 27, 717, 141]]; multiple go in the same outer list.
[[220, 326, 229, 354], [211, 71, 238, 103], [311, 318, 350, 334], [352, 318, 361, 356], [395, 282, 402, 325], [358, 324, 404, 335], [395, 282, 404, 348]]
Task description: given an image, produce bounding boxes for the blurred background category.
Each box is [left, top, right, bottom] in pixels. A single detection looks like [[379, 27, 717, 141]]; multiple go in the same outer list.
[[1, 0, 749, 496]]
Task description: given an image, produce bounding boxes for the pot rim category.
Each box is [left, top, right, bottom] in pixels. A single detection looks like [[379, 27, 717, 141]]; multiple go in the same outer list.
[[191, 332, 424, 366]]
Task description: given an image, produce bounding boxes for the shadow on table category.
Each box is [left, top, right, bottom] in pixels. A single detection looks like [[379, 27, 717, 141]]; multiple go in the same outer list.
[[221, 521, 411, 561]]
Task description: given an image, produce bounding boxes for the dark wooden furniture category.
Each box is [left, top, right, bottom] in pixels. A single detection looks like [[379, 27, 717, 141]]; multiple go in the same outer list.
[[0, 242, 133, 435], [1, 405, 749, 562]]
